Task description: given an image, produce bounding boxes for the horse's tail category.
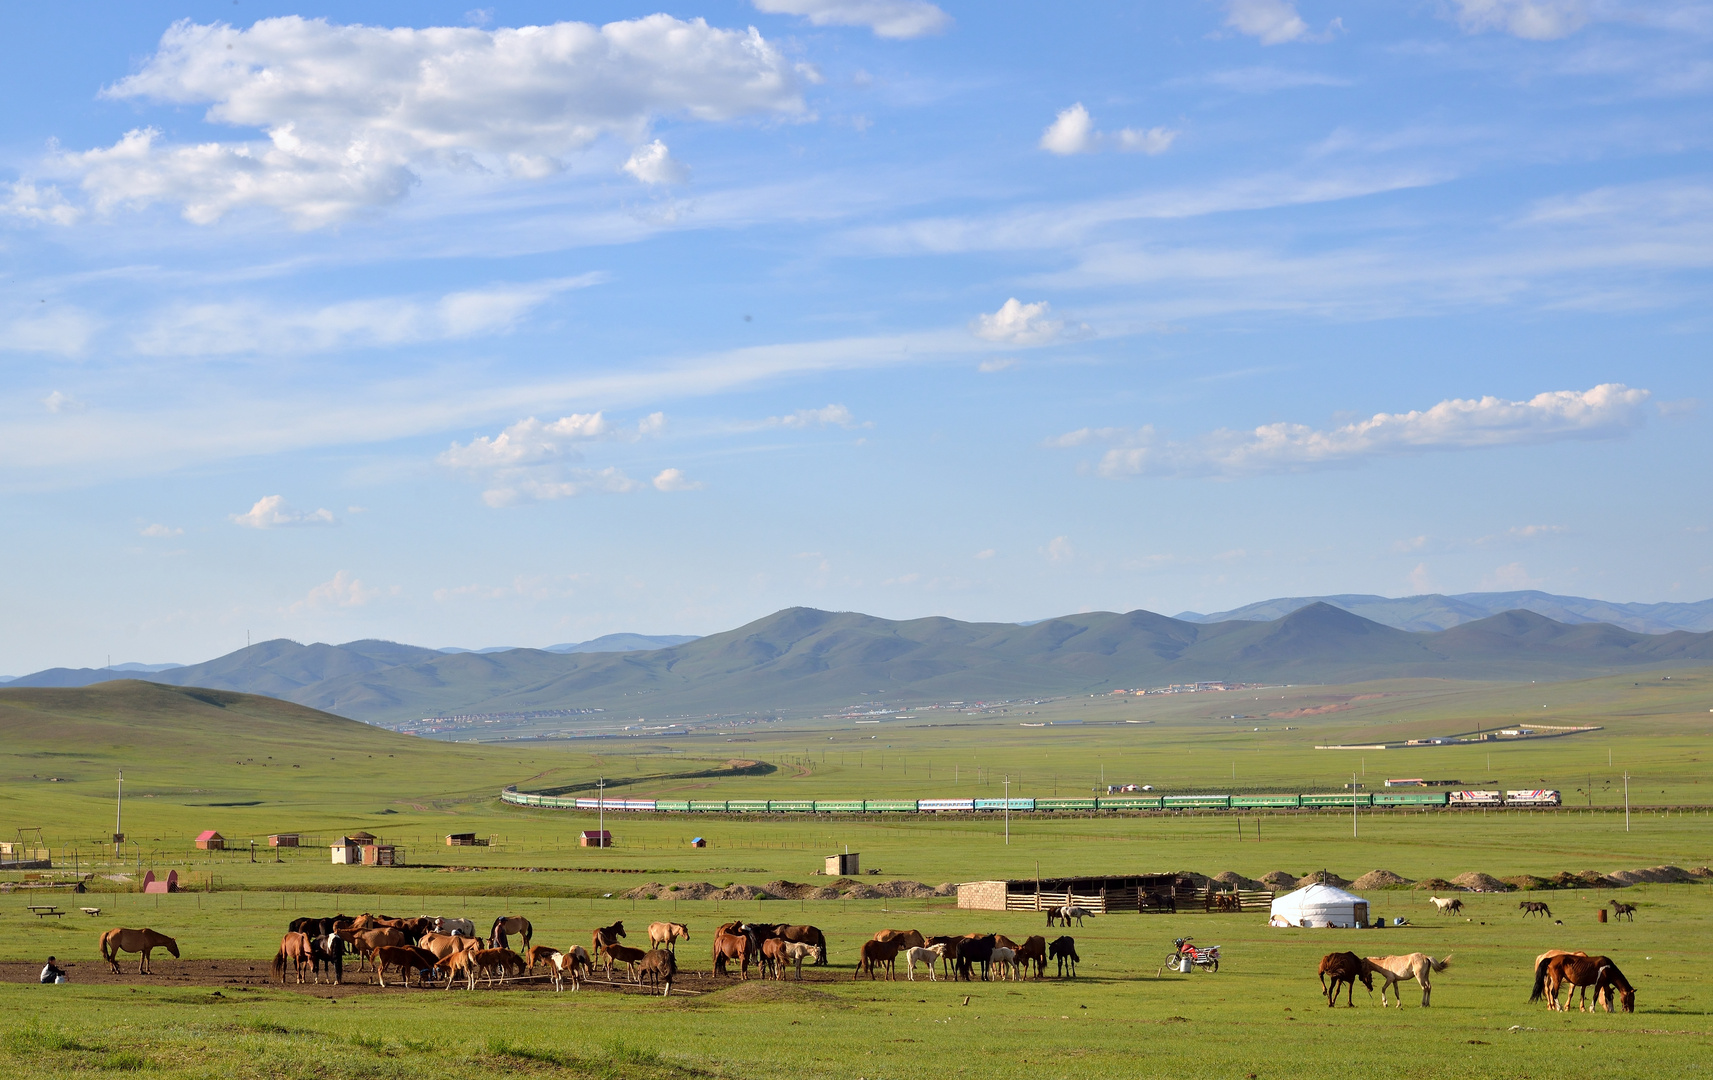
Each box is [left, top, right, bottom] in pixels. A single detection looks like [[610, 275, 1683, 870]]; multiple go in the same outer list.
[[271, 950, 287, 981], [1529, 956, 1550, 1002], [1430, 954, 1452, 973]]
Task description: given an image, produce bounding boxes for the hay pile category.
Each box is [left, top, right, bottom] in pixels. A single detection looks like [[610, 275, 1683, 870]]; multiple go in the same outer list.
[[1260, 871, 1299, 889], [1350, 869, 1413, 890], [1295, 869, 1350, 888], [1451, 872, 1512, 893], [1211, 871, 1265, 890]]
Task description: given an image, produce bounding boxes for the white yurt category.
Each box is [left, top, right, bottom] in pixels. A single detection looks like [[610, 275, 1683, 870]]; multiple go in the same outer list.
[[1267, 883, 1371, 928]]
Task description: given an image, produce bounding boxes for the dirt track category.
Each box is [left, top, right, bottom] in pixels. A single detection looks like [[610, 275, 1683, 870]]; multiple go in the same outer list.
[[0, 959, 848, 997]]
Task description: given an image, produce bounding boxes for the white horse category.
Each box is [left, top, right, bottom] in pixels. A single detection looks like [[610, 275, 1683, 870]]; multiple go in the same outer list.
[[783, 941, 823, 981], [1427, 896, 1463, 916], [1363, 953, 1451, 1007], [1059, 906, 1095, 926], [548, 947, 593, 992], [905, 944, 945, 981], [990, 946, 1019, 982], [431, 917, 478, 938]]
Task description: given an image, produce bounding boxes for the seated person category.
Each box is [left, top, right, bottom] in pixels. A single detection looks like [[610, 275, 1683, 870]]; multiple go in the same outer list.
[[40, 957, 66, 984]]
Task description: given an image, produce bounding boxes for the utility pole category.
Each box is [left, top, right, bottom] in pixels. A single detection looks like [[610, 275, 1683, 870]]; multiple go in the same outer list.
[[1624, 772, 1630, 833], [1004, 775, 1011, 846], [115, 771, 123, 854], [1352, 772, 1359, 838], [597, 776, 606, 843]]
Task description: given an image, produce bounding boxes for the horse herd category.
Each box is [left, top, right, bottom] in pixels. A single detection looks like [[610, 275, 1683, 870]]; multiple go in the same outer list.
[[1316, 947, 1636, 1013]]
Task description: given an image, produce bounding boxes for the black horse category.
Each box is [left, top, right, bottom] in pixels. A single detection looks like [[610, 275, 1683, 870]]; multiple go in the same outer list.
[[1049, 936, 1080, 977]]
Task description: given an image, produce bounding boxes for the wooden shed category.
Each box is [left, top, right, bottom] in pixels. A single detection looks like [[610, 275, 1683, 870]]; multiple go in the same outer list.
[[195, 830, 226, 851], [689, 837, 706, 848], [361, 844, 400, 867], [267, 833, 299, 848], [580, 830, 612, 848], [445, 833, 487, 846], [825, 852, 859, 876]]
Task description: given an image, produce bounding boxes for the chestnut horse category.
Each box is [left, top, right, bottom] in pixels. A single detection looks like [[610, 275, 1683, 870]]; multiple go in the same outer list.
[[1318, 951, 1372, 1007], [1533, 953, 1635, 1013], [271, 931, 316, 984], [711, 927, 752, 979], [592, 920, 626, 962], [854, 938, 902, 980], [99, 927, 179, 974], [488, 915, 532, 951], [648, 921, 691, 953]]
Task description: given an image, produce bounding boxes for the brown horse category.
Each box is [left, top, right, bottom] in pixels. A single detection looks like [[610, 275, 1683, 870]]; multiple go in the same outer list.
[[488, 915, 532, 951], [638, 948, 677, 995], [592, 920, 626, 962], [778, 924, 828, 964], [854, 938, 902, 980], [872, 928, 925, 949], [605, 944, 647, 981], [1520, 901, 1553, 919], [1015, 935, 1048, 979], [711, 927, 752, 979], [1318, 952, 1372, 1007], [373, 945, 440, 988], [99, 927, 179, 974], [1610, 900, 1637, 922], [1533, 953, 1635, 1013], [647, 921, 690, 953], [346, 927, 407, 972], [271, 932, 316, 984]]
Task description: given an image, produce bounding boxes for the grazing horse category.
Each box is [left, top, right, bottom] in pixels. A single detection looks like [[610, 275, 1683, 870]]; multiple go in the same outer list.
[[1520, 901, 1553, 919], [855, 938, 902, 980], [374, 945, 440, 988], [272, 932, 316, 984], [523, 944, 560, 972], [1533, 953, 1635, 1013], [99, 928, 179, 974], [1058, 906, 1095, 927], [779, 924, 829, 965], [548, 947, 592, 992], [1363, 954, 1449, 1007], [1610, 900, 1637, 922], [1015, 935, 1048, 979], [1318, 952, 1373, 1007], [648, 922, 691, 953], [638, 948, 677, 995], [1428, 896, 1463, 916], [1049, 936, 1079, 978], [711, 927, 752, 979], [783, 941, 822, 980], [592, 920, 626, 962], [488, 915, 532, 951], [905, 944, 946, 981]]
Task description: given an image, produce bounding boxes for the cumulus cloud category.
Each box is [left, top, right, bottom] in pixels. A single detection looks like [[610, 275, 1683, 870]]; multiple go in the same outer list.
[[290, 569, 383, 611], [1, 180, 79, 225], [440, 411, 664, 505], [132, 276, 600, 356], [1, 307, 100, 357], [766, 403, 864, 428], [652, 467, 703, 491], [1044, 536, 1075, 563], [978, 358, 1019, 373], [751, 0, 951, 39], [972, 298, 1085, 345], [231, 494, 337, 528], [42, 390, 86, 413], [59, 15, 804, 227], [622, 139, 690, 185], [1223, 0, 1341, 45], [1450, 0, 1588, 40], [1053, 383, 1652, 478], [140, 523, 183, 538], [1040, 104, 1177, 157]]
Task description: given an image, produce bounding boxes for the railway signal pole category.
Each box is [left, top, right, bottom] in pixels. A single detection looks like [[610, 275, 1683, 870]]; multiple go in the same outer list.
[[1003, 775, 1011, 845]]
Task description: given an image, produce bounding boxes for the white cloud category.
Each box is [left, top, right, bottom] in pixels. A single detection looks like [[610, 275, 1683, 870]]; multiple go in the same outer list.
[[1054, 383, 1652, 478], [978, 358, 1018, 373], [440, 412, 617, 469], [1041, 104, 1097, 155], [42, 391, 86, 414], [60, 15, 804, 227], [1408, 562, 1435, 593], [290, 569, 382, 612], [972, 298, 1080, 345], [767, 403, 864, 428], [441, 411, 666, 505], [140, 523, 183, 538], [1044, 535, 1076, 563], [1508, 523, 1569, 538], [231, 494, 337, 528], [1480, 561, 1543, 590], [751, 0, 951, 39], [623, 140, 690, 185], [974, 548, 997, 559], [132, 275, 601, 356], [1224, 0, 1330, 44], [481, 467, 642, 507], [1, 308, 101, 357], [1, 180, 79, 225], [1115, 127, 1179, 155], [1393, 535, 1429, 552], [652, 467, 703, 491], [1451, 0, 1589, 40]]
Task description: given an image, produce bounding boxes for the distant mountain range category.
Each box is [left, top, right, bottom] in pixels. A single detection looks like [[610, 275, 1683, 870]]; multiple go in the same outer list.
[[6, 602, 1710, 725], [1178, 590, 1713, 634]]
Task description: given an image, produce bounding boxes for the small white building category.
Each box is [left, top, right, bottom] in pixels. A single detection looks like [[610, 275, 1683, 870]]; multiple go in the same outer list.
[[1267, 883, 1371, 928]]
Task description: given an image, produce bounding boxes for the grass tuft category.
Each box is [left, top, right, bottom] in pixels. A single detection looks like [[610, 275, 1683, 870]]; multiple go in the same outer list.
[[3, 1021, 100, 1053]]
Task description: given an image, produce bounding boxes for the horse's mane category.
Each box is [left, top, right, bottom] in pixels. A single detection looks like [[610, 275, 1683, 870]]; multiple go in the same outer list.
[[1597, 959, 1634, 993]]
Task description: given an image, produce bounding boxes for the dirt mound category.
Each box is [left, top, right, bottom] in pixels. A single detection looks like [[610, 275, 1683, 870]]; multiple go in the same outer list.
[[764, 880, 817, 899], [1693, 867, 1713, 879], [1551, 870, 1619, 889], [1411, 877, 1456, 891], [622, 881, 779, 900], [1211, 871, 1265, 890], [1350, 869, 1413, 890], [712, 884, 774, 900], [1451, 872, 1511, 893], [1260, 871, 1299, 889], [1295, 870, 1350, 888], [861, 880, 945, 899], [1502, 874, 1553, 891], [806, 887, 843, 900], [1606, 865, 1698, 885], [841, 884, 884, 899]]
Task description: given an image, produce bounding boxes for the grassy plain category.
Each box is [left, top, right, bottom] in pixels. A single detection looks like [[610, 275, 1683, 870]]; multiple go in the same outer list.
[[1, 673, 1711, 1077]]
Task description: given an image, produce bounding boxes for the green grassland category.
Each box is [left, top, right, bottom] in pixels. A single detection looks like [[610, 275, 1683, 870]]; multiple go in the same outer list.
[[1, 675, 1711, 1077]]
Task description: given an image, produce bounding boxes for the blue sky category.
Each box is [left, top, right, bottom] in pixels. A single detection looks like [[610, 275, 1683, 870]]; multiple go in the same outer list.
[[2, 0, 1710, 670]]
